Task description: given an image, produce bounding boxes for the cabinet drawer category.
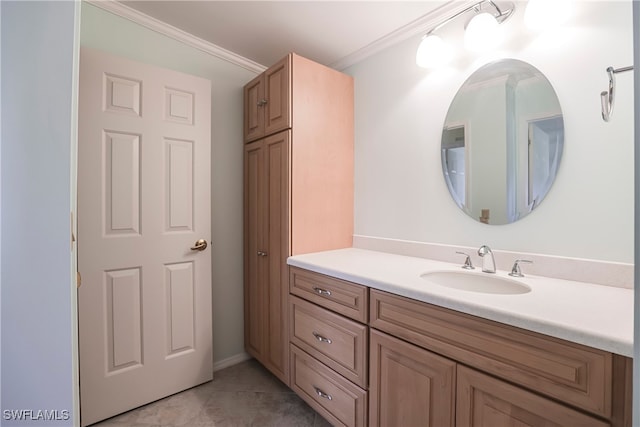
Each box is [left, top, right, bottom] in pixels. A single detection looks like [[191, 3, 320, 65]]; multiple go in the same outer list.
[[290, 267, 368, 323], [370, 290, 612, 418], [457, 366, 609, 427], [290, 345, 367, 427], [290, 295, 367, 388]]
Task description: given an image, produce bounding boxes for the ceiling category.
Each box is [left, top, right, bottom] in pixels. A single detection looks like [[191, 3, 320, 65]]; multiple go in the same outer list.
[[119, 1, 453, 69]]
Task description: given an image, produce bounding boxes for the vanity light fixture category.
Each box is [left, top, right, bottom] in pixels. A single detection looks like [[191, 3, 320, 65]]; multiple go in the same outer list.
[[464, 12, 503, 53], [416, 34, 453, 68], [416, 0, 514, 69]]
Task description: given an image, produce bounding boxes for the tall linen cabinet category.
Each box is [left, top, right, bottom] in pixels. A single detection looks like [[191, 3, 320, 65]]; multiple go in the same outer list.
[[243, 53, 354, 384]]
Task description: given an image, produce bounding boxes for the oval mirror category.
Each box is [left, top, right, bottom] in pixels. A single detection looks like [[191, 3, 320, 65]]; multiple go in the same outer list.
[[441, 59, 564, 225]]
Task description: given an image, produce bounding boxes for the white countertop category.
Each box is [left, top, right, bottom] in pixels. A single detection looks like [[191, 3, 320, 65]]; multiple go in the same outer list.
[[287, 248, 634, 357]]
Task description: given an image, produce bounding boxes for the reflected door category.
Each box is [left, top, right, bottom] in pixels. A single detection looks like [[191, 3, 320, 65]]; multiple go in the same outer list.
[[442, 126, 467, 207], [528, 116, 563, 207], [78, 48, 212, 426]]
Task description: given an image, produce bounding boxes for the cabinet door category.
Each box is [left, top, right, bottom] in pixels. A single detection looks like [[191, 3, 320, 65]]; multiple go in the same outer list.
[[243, 140, 265, 358], [244, 74, 264, 142], [456, 366, 610, 427], [243, 131, 291, 385], [262, 130, 291, 384], [369, 329, 456, 427], [264, 55, 291, 136]]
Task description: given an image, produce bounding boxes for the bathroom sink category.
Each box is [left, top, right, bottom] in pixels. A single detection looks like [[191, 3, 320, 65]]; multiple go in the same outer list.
[[420, 271, 531, 295]]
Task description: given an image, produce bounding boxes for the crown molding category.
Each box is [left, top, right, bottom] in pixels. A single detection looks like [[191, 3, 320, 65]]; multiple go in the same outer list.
[[330, 0, 476, 71], [85, 0, 267, 74]]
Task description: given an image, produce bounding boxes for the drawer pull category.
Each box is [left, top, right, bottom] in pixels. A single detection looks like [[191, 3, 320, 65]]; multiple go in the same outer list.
[[312, 331, 332, 344], [313, 386, 333, 401], [313, 287, 332, 296]]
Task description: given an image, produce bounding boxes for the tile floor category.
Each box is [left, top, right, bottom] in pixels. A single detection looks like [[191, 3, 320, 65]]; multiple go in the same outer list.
[[92, 359, 331, 427]]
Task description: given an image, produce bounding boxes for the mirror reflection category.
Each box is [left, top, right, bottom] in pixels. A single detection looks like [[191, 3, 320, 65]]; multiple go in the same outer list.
[[441, 59, 564, 225]]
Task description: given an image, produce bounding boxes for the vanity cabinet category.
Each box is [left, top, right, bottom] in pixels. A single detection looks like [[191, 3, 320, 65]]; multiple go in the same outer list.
[[289, 267, 369, 427], [369, 329, 455, 427], [369, 289, 632, 427], [243, 53, 354, 385], [457, 366, 609, 427], [290, 295, 368, 388]]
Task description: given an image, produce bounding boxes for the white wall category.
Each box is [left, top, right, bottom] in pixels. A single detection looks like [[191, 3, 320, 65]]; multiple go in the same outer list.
[[346, 1, 634, 263], [1, 0, 4, 414], [80, 3, 257, 365], [632, 1, 639, 425], [1, 1, 78, 425]]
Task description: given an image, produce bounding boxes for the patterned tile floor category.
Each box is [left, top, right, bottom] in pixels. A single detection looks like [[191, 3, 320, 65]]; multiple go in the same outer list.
[[91, 359, 331, 427]]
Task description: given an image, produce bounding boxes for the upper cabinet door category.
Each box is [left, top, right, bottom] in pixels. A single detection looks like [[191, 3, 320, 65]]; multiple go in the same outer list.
[[264, 55, 291, 136], [244, 74, 264, 142], [243, 55, 291, 143]]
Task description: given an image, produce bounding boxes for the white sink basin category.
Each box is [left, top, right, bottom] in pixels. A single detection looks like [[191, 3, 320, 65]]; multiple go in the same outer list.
[[420, 271, 531, 295]]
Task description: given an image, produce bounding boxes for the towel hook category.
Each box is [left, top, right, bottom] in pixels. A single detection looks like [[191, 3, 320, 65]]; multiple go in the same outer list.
[[600, 65, 633, 122]]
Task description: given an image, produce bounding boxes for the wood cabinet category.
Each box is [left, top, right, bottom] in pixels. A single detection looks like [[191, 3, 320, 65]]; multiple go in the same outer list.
[[243, 54, 354, 386], [290, 266, 368, 323], [456, 366, 609, 427], [244, 131, 290, 382], [285, 268, 632, 427], [291, 344, 367, 427], [369, 329, 455, 427], [244, 55, 290, 142], [369, 289, 632, 427], [289, 268, 369, 426], [290, 295, 368, 388]]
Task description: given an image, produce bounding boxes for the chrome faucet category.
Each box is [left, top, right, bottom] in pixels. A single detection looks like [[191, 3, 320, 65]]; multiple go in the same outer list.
[[509, 259, 533, 277], [477, 245, 496, 273], [456, 251, 475, 270]]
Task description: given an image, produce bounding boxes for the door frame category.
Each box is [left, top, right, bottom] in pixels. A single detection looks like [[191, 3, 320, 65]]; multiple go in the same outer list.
[[71, 1, 82, 424]]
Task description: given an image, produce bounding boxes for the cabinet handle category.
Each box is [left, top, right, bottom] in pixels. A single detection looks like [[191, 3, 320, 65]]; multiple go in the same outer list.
[[313, 386, 332, 401], [312, 287, 331, 296], [312, 331, 332, 344], [257, 251, 268, 257], [257, 99, 268, 107]]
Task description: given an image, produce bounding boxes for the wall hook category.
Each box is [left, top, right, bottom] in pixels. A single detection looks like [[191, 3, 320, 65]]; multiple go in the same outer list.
[[600, 65, 633, 122]]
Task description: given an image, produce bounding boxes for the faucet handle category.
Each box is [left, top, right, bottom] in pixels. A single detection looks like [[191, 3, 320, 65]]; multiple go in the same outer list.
[[509, 259, 533, 277], [456, 251, 475, 270]]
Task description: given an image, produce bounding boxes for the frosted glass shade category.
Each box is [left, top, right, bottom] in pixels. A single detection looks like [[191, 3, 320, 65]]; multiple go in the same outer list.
[[416, 34, 453, 69], [464, 13, 502, 53]]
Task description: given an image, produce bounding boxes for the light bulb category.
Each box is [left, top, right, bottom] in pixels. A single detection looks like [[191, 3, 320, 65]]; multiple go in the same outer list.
[[416, 34, 453, 69], [464, 12, 502, 53]]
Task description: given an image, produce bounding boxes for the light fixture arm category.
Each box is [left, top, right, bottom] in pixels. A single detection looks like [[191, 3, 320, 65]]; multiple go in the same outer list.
[[425, 0, 514, 36], [487, 0, 514, 23]]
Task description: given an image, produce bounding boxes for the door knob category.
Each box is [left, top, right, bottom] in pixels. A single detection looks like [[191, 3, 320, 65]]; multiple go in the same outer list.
[[190, 239, 208, 251]]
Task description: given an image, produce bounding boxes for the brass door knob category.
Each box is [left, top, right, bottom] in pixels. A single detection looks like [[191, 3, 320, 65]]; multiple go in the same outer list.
[[190, 239, 208, 251]]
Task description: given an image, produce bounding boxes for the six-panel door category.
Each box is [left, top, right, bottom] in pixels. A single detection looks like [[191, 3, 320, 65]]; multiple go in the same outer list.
[[78, 47, 212, 426]]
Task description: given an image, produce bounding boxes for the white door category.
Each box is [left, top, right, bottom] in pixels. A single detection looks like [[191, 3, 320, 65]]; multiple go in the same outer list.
[[78, 47, 212, 426]]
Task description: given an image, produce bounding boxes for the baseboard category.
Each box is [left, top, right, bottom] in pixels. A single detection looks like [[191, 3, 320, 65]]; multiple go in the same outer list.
[[213, 352, 252, 372]]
